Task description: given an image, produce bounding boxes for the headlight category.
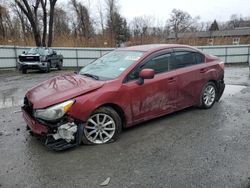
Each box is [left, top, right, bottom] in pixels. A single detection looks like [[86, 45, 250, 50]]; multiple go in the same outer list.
[[40, 55, 46, 62], [34, 100, 75, 121]]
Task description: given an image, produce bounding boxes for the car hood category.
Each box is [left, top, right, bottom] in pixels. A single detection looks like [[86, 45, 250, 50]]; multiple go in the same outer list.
[[26, 73, 105, 109]]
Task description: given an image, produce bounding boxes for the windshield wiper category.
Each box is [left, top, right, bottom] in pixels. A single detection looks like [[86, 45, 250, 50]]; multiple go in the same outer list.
[[81, 73, 99, 80]]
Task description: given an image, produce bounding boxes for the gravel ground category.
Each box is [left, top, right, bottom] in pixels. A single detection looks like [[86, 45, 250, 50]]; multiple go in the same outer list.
[[0, 66, 250, 188]]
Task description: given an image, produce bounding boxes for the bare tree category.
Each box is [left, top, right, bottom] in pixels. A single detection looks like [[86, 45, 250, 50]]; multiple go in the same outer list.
[[227, 14, 243, 29], [53, 7, 70, 36], [195, 21, 208, 31], [14, 0, 42, 46], [14, 0, 57, 47], [97, 0, 105, 36], [130, 16, 152, 44], [47, 0, 57, 47], [40, 0, 47, 47], [167, 9, 196, 39], [0, 5, 9, 38], [105, 0, 118, 46], [11, 3, 32, 44], [71, 0, 94, 39]]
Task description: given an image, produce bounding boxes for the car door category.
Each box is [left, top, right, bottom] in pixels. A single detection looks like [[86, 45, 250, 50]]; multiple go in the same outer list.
[[122, 50, 179, 124], [170, 48, 207, 109]]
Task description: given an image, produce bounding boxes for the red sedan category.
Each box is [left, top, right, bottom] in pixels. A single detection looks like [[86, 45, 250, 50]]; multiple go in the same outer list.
[[22, 44, 225, 150]]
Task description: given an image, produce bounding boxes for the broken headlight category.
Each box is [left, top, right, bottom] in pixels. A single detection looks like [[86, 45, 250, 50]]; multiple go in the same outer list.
[[34, 100, 74, 121]]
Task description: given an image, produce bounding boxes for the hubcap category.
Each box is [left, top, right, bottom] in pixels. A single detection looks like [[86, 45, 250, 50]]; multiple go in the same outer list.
[[203, 85, 216, 106], [84, 113, 116, 144]]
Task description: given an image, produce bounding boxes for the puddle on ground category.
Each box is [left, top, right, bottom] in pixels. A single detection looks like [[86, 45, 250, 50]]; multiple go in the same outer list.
[[0, 84, 247, 109], [222, 84, 247, 98], [0, 88, 24, 109], [0, 97, 23, 109]]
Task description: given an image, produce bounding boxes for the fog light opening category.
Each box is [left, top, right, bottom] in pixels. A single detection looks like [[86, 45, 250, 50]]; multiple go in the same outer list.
[[52, 122, 77, 143]]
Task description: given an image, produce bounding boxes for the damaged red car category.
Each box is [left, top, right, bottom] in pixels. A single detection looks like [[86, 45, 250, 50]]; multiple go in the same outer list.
[[22, 44, 225, 150]]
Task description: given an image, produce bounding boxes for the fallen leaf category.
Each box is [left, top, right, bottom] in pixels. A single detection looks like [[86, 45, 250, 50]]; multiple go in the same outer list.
[[100, 177, 111, 186], [14, 110, 22, 113]]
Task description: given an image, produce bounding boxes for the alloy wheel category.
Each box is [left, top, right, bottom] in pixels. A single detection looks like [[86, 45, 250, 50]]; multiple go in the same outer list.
[[84, 113, 116, 144], [203, 85, 216, 107]]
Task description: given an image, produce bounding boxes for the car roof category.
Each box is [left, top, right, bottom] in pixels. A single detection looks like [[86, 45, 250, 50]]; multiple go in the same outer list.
[[116, 44, 194, 53]]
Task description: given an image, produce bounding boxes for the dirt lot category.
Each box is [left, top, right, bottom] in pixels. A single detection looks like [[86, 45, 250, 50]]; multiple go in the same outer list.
[[0, 66, 250, 188]]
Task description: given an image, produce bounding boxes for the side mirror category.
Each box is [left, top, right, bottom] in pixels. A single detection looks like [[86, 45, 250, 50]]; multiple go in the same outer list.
[[53, 50, 57, 55], [137, 69, 155, 85], [22, 51, 25, 54]]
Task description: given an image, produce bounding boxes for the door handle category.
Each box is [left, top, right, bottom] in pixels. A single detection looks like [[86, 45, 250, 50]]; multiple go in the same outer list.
[[168, 77, 176, 83], [200, 68, 206, 73]]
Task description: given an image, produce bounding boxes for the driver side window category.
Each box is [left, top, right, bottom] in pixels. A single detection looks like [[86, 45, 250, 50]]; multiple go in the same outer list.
[[128, 53, 172, 81]]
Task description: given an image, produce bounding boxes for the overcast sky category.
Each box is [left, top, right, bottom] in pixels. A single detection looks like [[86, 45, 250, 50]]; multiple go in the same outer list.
[[120, 0, 249, 22], [59, 0, 249, 25]]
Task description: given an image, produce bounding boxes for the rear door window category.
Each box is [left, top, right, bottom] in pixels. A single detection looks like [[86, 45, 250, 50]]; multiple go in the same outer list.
[[195, 52, 205, 64], [170, 50, 205, 70]]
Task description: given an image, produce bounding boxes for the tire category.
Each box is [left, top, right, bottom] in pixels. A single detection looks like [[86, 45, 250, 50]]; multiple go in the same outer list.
[[22, 68, 27, 74], [82, 107, 122, 145], [200, 82, 217, 109], [58, 60, 63, 70], [46, 62, 51, 73]]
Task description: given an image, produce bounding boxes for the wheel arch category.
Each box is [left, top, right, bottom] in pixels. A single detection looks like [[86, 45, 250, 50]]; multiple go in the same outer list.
[[207, 79, 219, 95], [208, 79, 217, 86], [98, 103, 127, 128]]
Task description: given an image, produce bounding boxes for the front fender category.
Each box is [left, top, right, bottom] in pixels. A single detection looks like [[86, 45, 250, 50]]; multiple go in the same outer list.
[[67, 89, 131, 125]]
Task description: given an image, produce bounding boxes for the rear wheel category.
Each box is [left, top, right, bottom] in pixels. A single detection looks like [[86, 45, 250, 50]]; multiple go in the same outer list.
[[82, 107, 122, 145], [200, 82, 217, 109]]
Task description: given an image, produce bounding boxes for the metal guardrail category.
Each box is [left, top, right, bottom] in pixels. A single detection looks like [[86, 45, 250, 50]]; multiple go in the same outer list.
[[0, 46, 114, 69], [198, 45, 250, 65], [0, 45, 250, 69]]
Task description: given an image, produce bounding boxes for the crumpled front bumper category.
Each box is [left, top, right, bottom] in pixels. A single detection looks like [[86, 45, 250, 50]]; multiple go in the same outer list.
[[22, 107, 48, 135], [22, 107, 84, 151]]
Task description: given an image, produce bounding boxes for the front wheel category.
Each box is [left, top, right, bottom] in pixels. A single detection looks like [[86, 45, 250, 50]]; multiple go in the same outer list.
[[22, 68, 27, 74], [46, 62, 51, 73], [82, 107, 122, 145], [200, 82, 217, 109]]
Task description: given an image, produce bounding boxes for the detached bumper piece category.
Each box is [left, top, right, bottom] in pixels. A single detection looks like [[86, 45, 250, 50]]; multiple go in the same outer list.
[[43, 123, 84, 151]]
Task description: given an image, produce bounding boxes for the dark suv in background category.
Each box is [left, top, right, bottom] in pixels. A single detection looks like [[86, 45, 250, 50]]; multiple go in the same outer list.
[[18, 47, 63, 74]]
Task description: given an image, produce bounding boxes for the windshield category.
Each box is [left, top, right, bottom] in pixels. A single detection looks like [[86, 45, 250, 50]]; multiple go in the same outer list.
[[79, 50, 144, 80], [27, 48, 49, 55]]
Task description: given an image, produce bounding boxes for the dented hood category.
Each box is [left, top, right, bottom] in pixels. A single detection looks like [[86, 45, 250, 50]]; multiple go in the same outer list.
[[26, 73, 105, 109]]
